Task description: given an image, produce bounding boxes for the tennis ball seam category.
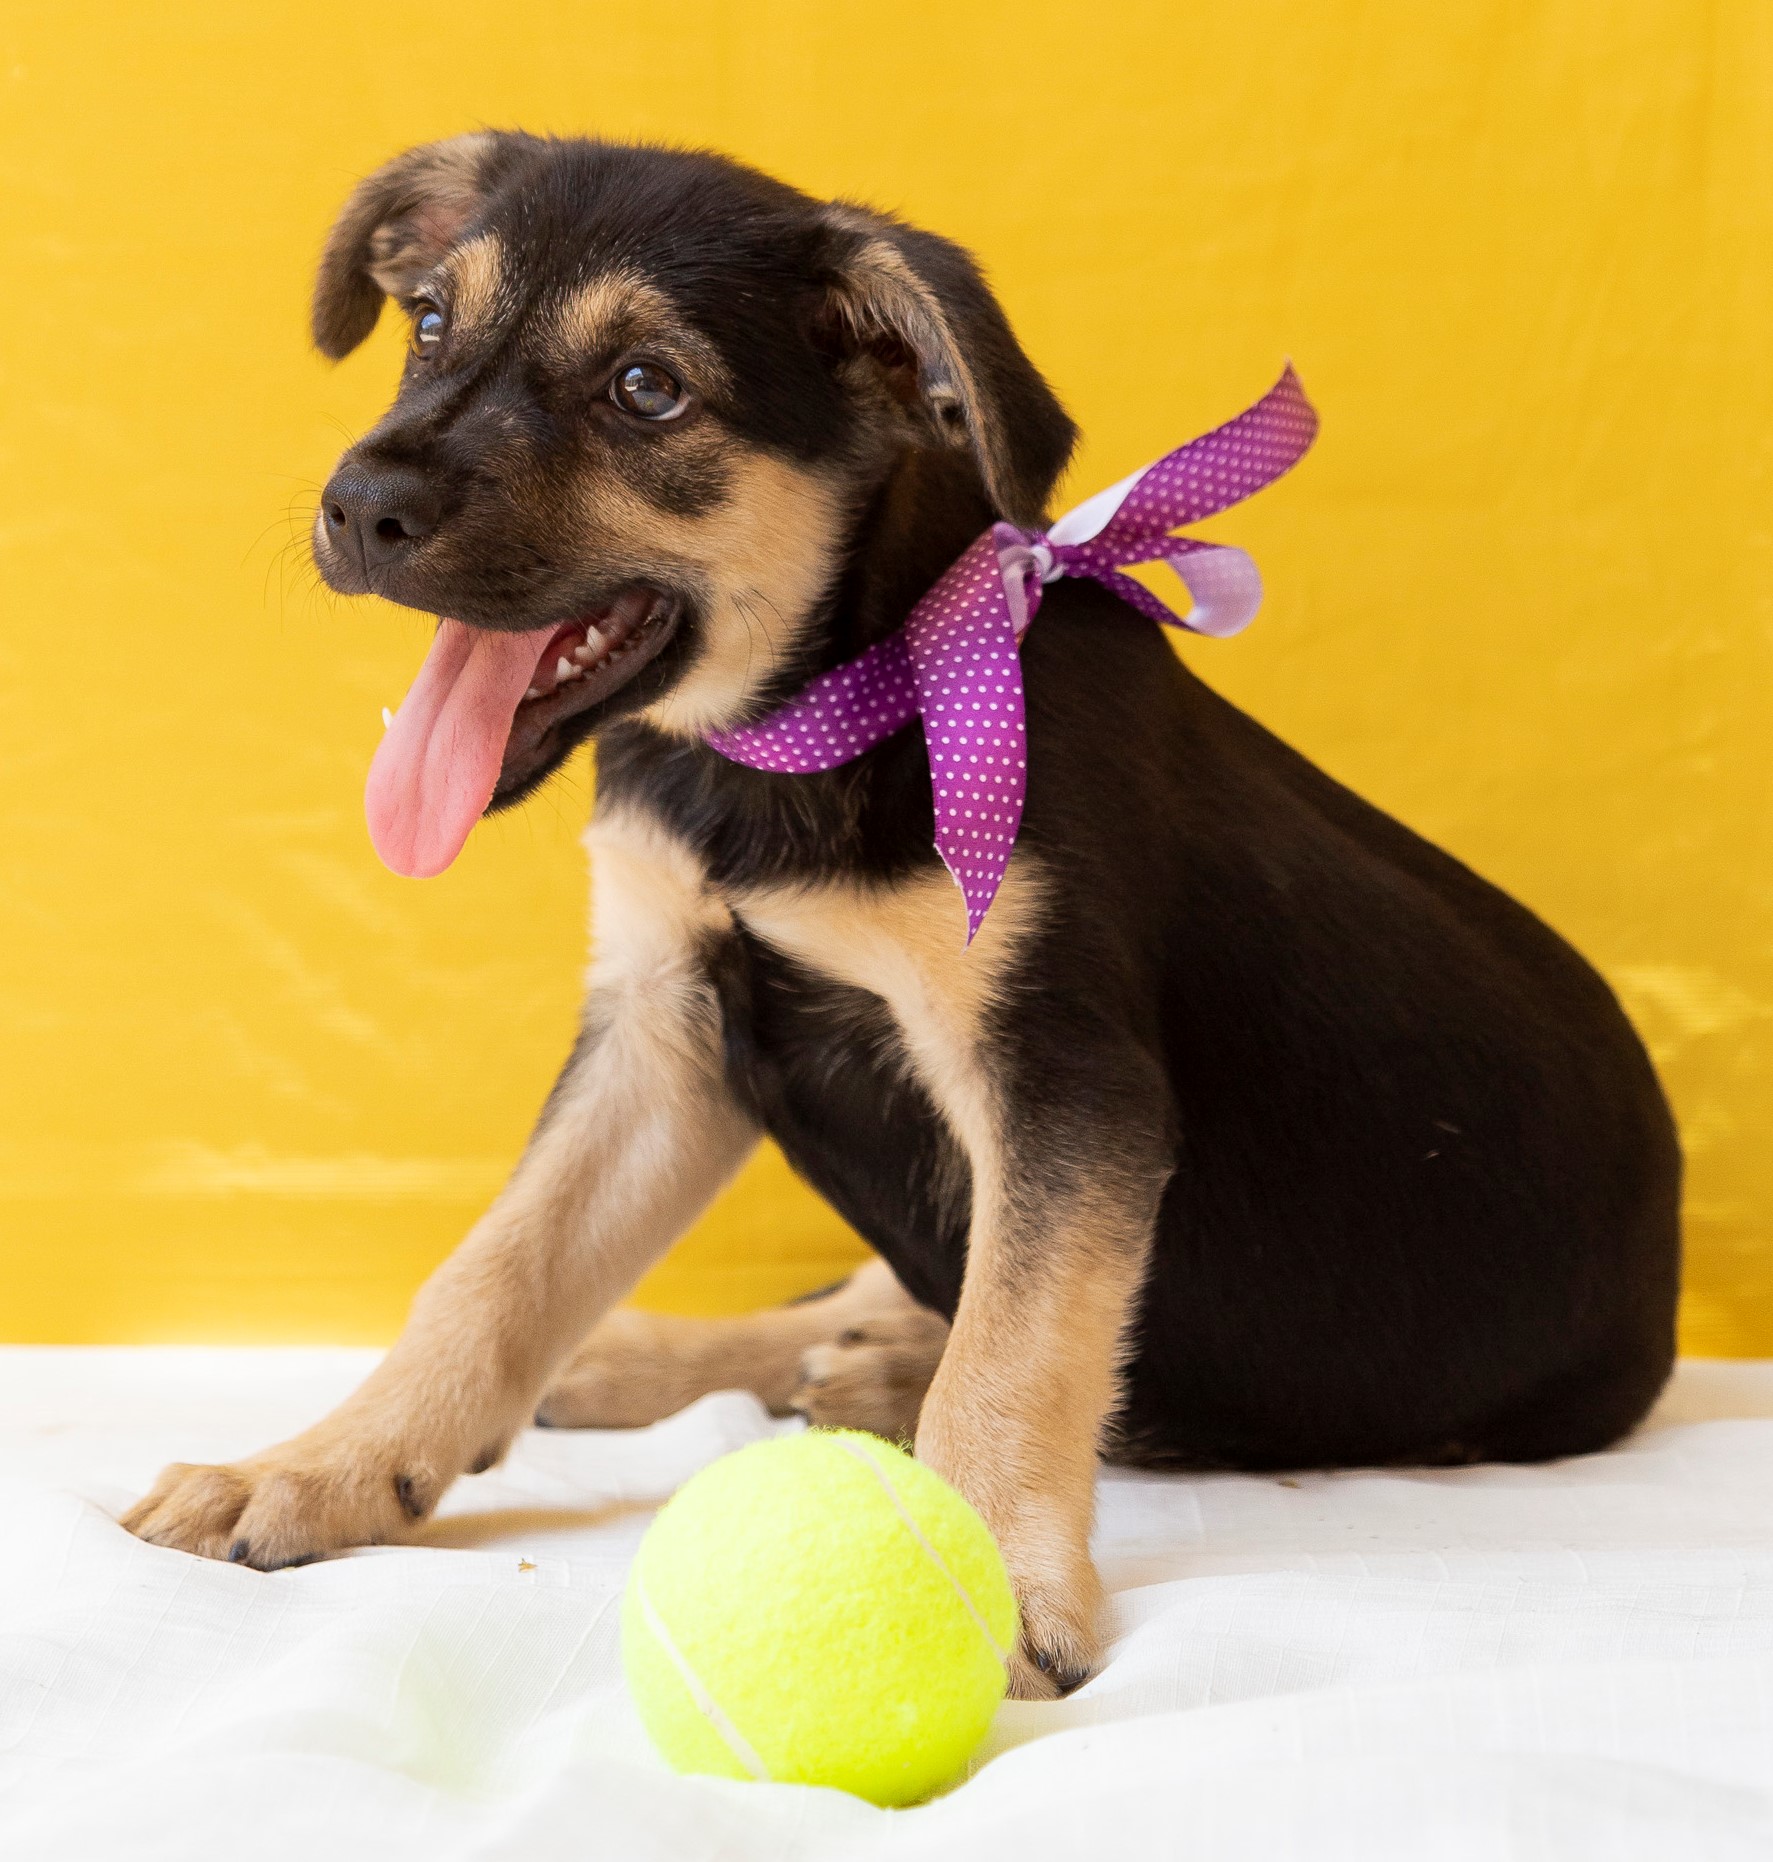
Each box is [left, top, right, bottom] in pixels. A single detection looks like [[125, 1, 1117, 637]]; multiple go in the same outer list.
[[631, 1567, 772, 1781], [826, 1435, 1011, 1667]]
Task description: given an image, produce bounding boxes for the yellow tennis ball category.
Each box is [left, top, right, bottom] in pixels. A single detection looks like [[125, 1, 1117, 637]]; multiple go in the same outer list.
[[621, 1428, 1017, 1807]]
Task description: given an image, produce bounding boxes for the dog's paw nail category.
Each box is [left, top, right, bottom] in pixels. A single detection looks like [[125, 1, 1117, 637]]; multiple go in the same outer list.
[[1030, 1647, 1092, 1693], [227, 1539, 251, 1564]]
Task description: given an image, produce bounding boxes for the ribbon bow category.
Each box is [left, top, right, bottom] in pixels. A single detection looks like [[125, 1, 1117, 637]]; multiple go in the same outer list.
[[707, 364, 1319, 942]]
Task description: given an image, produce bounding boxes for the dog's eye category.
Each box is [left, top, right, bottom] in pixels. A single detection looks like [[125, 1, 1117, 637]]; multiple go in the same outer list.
[[610, 362, 687, 421], [411, 305, 446, 357]]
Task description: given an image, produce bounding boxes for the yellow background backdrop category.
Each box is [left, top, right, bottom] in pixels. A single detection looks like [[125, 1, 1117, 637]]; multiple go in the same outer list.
[[2, 2, 1768, 1349]]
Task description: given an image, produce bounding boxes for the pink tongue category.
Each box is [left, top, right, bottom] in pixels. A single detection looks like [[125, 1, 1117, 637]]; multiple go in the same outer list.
[[365, 619, 556, 878]]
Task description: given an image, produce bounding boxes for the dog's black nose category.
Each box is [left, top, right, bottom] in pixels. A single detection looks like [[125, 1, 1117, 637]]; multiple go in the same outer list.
[[321, 466, 442, 571]]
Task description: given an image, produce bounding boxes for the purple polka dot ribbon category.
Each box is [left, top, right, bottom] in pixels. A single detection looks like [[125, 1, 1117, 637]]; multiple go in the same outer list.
[[707, 364, 1319, 942]]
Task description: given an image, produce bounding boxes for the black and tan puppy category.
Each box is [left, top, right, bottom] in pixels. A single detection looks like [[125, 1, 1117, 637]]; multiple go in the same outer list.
[[126, 134, 1681, 1697]]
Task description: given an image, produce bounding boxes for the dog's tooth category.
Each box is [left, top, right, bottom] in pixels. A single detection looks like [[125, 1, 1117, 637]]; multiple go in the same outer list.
[[381, 707, 394, 731], [556, 656, 581, 683], [585, 621, 610, 655], [524, 686, 543, 702]]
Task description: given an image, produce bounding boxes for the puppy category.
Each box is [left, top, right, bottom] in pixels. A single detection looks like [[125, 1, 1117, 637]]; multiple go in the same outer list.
[[126, 135, 1681, 1698]]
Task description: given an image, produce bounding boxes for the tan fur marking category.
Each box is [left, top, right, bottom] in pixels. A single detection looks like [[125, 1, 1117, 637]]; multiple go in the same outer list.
[[584, 804, 731, 989], [441, 233, 505, 335], [616, 450, 849, 737], [732, 859, 1041, 1188], [553, 270, 668, 355], [545, 272, 731, 389]]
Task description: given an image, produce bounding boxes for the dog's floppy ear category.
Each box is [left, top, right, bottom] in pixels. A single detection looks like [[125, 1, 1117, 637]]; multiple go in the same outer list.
[[820, 207, 1077, 529], [312, 133, 514, 359]]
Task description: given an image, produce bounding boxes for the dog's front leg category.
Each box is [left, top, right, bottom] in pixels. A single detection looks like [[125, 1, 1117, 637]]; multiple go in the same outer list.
[[126, 815, 755, 1569], [914, 1055, 1168, 1700]]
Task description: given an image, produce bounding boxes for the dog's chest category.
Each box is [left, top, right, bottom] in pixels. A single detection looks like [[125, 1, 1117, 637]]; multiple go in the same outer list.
[[715, 877, 990, 1316], [730, 876, 970, 1037], [586, 803, 1039, 1278], [726, 862, 1041, 1105]]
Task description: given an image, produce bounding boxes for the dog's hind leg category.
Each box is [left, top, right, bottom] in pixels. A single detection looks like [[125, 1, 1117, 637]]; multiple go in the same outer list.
[[535, 1256, 949, 1442]]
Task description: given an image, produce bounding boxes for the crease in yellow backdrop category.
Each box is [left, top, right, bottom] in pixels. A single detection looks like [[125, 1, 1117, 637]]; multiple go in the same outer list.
[[1, 2, 1768, 1347]]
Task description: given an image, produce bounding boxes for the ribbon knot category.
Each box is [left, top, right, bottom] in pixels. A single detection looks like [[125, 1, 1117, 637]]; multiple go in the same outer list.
[[707, 364, 1319, 943]]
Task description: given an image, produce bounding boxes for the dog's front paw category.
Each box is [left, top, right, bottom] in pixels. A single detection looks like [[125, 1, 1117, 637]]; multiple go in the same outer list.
[[1000, 1549, 1105, 1699], [122, 1439, 443, 1570]]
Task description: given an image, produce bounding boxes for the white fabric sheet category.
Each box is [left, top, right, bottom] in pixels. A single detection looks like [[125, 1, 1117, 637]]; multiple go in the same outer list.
[[3, 1349, 1773, 1859]]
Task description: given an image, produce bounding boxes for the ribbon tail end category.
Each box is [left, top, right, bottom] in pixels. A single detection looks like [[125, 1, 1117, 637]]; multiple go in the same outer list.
[[932, 846, 1001, 949], [1168, 546, 1264, 638]]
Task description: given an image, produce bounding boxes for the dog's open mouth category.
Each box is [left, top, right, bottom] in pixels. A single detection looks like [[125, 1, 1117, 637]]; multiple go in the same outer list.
[[365, 586, 679, 878]]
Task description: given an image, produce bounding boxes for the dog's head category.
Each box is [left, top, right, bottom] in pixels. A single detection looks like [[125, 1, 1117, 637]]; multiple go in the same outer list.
[[310, 134, 1074, 876]]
